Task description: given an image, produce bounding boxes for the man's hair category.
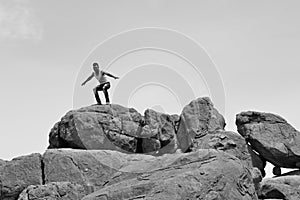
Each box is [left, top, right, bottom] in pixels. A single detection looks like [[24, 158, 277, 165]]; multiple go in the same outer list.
[[93, 62, 98, 67]]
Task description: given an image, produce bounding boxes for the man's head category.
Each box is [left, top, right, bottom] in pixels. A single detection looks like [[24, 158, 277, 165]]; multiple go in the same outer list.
[[93, 62, 100, 72]]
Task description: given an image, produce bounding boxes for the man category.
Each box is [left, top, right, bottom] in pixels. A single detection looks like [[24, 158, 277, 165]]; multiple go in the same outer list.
[[81, 62, 119, 105]]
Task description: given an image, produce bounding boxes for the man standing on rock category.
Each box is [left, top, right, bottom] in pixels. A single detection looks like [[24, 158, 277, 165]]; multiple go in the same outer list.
[[81, 62, 119, 105]]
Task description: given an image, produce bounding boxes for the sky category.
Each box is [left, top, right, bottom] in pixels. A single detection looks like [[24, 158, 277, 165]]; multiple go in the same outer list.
[[1, 0, 300, 176]]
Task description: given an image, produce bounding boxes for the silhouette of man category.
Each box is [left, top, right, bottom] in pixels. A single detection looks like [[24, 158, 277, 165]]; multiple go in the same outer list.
[[81, 62, 119, 105]]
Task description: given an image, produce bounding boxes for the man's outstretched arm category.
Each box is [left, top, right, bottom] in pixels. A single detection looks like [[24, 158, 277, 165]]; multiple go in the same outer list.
[[81, 73, 94, 86], [103, 71, 119, 79]]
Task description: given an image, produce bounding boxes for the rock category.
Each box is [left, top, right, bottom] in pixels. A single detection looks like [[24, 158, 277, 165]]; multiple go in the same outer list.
[[251, 167, 263, 194], [141, 138, 161, 153], [273, 166, 282, 176], [43, 149, 122, 194], [141, 111, 180, 156], [48, 104, 140, 152], [43, 149, 257, 199], [18, 182, 86, 200], [251, 167, 263, 183], [170, 114, 180, 132], [191, 130, 252, 167], [177, 97, 226, 152], [139, 109, 178, 154], [259, 175, 300, 200], [82, 149, 257, 200], [247, 145, 267, 177], [0, 153, 43, 200], [0, 159, 6, 167], [43, 148, 182, 193], [48, 104, 178, 154], [236, 111, 300, 168]]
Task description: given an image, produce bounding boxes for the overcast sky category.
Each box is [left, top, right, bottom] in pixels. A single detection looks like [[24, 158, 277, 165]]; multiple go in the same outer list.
[[1, 0, 300, 177]]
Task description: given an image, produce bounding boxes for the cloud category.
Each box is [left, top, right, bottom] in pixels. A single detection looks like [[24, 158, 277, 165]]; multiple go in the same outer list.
[[0, 0, 43, 40]]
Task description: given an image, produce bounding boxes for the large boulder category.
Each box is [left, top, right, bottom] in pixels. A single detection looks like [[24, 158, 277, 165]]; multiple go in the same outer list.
[[82, 149, 257, 200], [18, 182, 86, 200], [236, 111, 300, 168], [48, 104, 141, 152], [191, 130, 252, 168], [177, 97, 226, 152], [258, 175, 300, 200], [0, 153, 43, 200], [48, 104, 178, 154]]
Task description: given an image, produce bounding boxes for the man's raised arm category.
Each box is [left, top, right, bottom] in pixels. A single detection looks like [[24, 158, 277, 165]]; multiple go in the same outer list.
[[103, 71, 119, 79], [81, 73, 94, 86]]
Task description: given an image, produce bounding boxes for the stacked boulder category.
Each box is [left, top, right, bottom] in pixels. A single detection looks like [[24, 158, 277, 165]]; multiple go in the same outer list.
[[1, 97, 263, 200], [48, 104, 179, 155], [236, 111, 300, 199]]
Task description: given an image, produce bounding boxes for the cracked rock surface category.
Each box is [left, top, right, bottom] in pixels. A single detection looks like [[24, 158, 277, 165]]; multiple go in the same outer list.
[[43, 149, 134, 192], [236, 111, 300, 168], [1, 149, 257, 200], [0, 153, 43, 200], [177, 97, 226, 152], [81, 149, 257, 200], [190, 130, 253, 168], [17, 182, 85, 200]]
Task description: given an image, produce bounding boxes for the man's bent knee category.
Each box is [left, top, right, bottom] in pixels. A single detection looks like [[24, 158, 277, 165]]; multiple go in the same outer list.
[[103, 84, 110, 90]]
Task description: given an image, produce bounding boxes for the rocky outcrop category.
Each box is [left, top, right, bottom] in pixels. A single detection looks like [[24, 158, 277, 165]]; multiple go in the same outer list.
[[48, 97, 227, 155], [177, 97, 226, 152], [4, 97, 284, 199], [82, 149, 257, 200], [0, 148, 257, 200], [258, 175, 300, 200], [190, 130, 252, 167], [48, 104, 178, 155], [236, 111, 300, 169], [17, 182, 85, 200], [0, 153, 43, 200]]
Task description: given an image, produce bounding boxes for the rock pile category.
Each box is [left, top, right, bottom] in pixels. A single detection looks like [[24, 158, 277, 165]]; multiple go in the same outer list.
[[2, 97, 300, 199], [236, 111, 300, 200]]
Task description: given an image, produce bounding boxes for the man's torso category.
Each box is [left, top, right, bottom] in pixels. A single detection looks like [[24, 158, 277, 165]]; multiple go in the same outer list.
[[94, 71, 108, 84]]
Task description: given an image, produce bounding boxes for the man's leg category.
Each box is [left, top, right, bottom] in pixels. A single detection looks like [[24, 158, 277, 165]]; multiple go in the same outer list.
[[102, 82, 111, 104], [93, 85, 102, 105]]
